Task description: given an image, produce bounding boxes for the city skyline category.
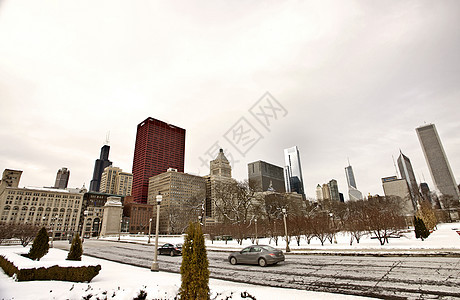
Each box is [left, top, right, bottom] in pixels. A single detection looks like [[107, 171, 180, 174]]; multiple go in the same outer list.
[[0, 1, 459, 199]]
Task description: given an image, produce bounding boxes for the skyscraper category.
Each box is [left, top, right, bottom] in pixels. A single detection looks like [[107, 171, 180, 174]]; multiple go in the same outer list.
[[248, 160, 285, 192], [345, 163, 362, 201], [416, 124, 459, 201], [328, 179, 340, 201], [132, 117, 186, 203], [381, 176, 415, 216], [397, 150, 419, 207], [54, 167, 70, 189], [316, 184, 323, 201], [284, 146, 305, 197], [89, 145, 112, 192], [99, 166, 133, 196]]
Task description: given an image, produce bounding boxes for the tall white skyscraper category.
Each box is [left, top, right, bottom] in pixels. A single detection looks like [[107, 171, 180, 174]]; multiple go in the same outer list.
[[416, 124, 459, 202], [345, 163, 362, 201], [284, 146, 305, 198]]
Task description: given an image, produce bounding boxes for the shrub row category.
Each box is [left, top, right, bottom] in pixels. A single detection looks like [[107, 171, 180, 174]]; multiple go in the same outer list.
[[0, 255, 101, 282]]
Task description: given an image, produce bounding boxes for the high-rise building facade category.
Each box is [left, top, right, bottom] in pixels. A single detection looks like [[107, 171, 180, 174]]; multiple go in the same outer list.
[[322, 183, 331, 200], [54, 167, 70, 189], [132, 117, 186, 203], [416, 124, 459, 201], [284, 146, 305, 197], [397, 151, 419, 208], [0, 169, 22, 190], [148, 168, 206, 234], [316, 184, 323, 201], [248, 160, 285, 192], [205, 149, 234, 222], [345, 164, 363, 201], [420, 182, 432, 204], [381, 176, 415, 216], [89, 145, 112, 192], [328, 179, 340, 202], [0, 169, 85, 238], [99, 166, 133, 196]]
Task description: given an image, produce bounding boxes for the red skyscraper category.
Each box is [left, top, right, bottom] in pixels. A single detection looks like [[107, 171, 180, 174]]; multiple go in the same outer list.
[[132, 117, 186, 203]]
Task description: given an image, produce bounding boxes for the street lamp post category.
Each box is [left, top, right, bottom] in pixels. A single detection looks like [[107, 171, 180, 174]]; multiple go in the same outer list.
[[151, 193, 162, 272], [118, 218, 122, 241], [97, 219, 102, 239], [148, 218, 152, 244], [255, 218, 258, 245], [50, 214, 58, 248], [81, 210, 88, 242], [282, 208, 290, 253]]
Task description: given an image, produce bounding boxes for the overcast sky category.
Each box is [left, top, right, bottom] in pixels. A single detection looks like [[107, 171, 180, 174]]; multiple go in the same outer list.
[[1, 0, 459, 199]]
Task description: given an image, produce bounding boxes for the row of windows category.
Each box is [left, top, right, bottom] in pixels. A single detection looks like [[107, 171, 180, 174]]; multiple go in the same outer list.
[[7, 190, 79, 199]]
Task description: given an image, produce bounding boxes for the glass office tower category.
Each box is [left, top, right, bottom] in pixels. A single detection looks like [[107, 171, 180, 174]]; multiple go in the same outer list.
[[345, 164, 363, 201], [284, 146, 305, 198]]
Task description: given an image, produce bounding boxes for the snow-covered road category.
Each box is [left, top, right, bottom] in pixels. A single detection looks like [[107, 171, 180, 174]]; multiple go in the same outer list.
[[55, 240, 460, 299]]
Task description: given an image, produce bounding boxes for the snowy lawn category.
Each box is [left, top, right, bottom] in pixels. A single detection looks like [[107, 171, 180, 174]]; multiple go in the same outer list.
[[0, 247, 371, 300], [101, 222, 460, 253]]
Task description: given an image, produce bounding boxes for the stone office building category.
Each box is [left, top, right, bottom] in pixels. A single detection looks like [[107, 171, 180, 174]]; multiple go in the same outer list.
[[0, 169, 85, 240]]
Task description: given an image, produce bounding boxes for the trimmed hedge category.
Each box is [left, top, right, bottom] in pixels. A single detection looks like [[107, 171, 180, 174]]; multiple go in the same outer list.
[[0, 255, 101, 282]]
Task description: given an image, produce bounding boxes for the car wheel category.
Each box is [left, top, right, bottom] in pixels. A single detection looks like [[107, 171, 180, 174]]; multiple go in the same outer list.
[[170, 250, 174, 257], [230, 257, 237, 265], [258, 258, 267, 267]]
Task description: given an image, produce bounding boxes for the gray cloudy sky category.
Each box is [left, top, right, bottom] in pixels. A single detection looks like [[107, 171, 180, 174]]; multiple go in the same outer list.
[[1, 0, 459, 199]]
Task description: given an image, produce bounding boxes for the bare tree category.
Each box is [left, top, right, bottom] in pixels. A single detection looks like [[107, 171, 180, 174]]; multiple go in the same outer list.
[[212, 180, 259, 244], [0, 223, 41, 247], [310, 212, 330, 246], [0, 222, 14, 244], [364, 196, 406, 245], [15, 223, 41, 247], [345, 200, 368, 245]]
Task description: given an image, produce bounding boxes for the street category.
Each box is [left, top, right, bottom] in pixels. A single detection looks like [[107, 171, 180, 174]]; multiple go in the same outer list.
[[56, 240, 460, 299]]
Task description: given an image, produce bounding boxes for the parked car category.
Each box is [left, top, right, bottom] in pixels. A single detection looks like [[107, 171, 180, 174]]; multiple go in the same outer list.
[[228, 245, 285, 267], [158, 243, 182, 256]]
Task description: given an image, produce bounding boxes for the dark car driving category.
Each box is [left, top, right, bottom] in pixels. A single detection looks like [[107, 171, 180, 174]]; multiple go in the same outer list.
[[158, 243, 182, 256], [228, 245, 284, 267]]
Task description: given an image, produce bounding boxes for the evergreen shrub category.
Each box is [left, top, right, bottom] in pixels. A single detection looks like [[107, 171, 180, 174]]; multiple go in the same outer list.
[[179, 222, 210, 300], [67, 233, 83, 261], [28, 227, 49, 261]]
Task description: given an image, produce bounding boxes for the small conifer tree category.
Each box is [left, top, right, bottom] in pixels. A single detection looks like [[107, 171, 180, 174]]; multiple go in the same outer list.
[[28, 227, 49, 261], [180, 222, 210, 300], [414, 216, 430, 241], [67, 233, 83, 261]]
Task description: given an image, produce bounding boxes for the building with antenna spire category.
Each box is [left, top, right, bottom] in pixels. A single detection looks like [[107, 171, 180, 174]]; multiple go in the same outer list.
[[397, 150, 419, 208], [345, 161, 362, 201], [89, 144, 112, 192]]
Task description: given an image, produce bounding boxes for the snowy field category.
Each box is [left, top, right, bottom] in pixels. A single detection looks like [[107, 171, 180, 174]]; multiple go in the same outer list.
[[101, 222, 460, 253], [1, 222, 459, 299], [0, 247, 371, 300]]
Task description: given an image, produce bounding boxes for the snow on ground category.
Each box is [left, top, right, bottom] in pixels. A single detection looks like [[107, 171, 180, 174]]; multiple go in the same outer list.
[[101, 222, 460, 253], [1, 223, 458, 299], [0, 247, 370, 300]]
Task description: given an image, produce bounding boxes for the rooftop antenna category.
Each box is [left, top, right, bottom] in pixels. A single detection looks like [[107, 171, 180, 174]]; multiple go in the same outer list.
[[105, 131, 110, 145], [392, 155, 399, 178]]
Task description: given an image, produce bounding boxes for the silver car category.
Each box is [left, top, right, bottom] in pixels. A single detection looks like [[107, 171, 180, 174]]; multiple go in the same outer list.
[[228, 245, 285, 267]]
